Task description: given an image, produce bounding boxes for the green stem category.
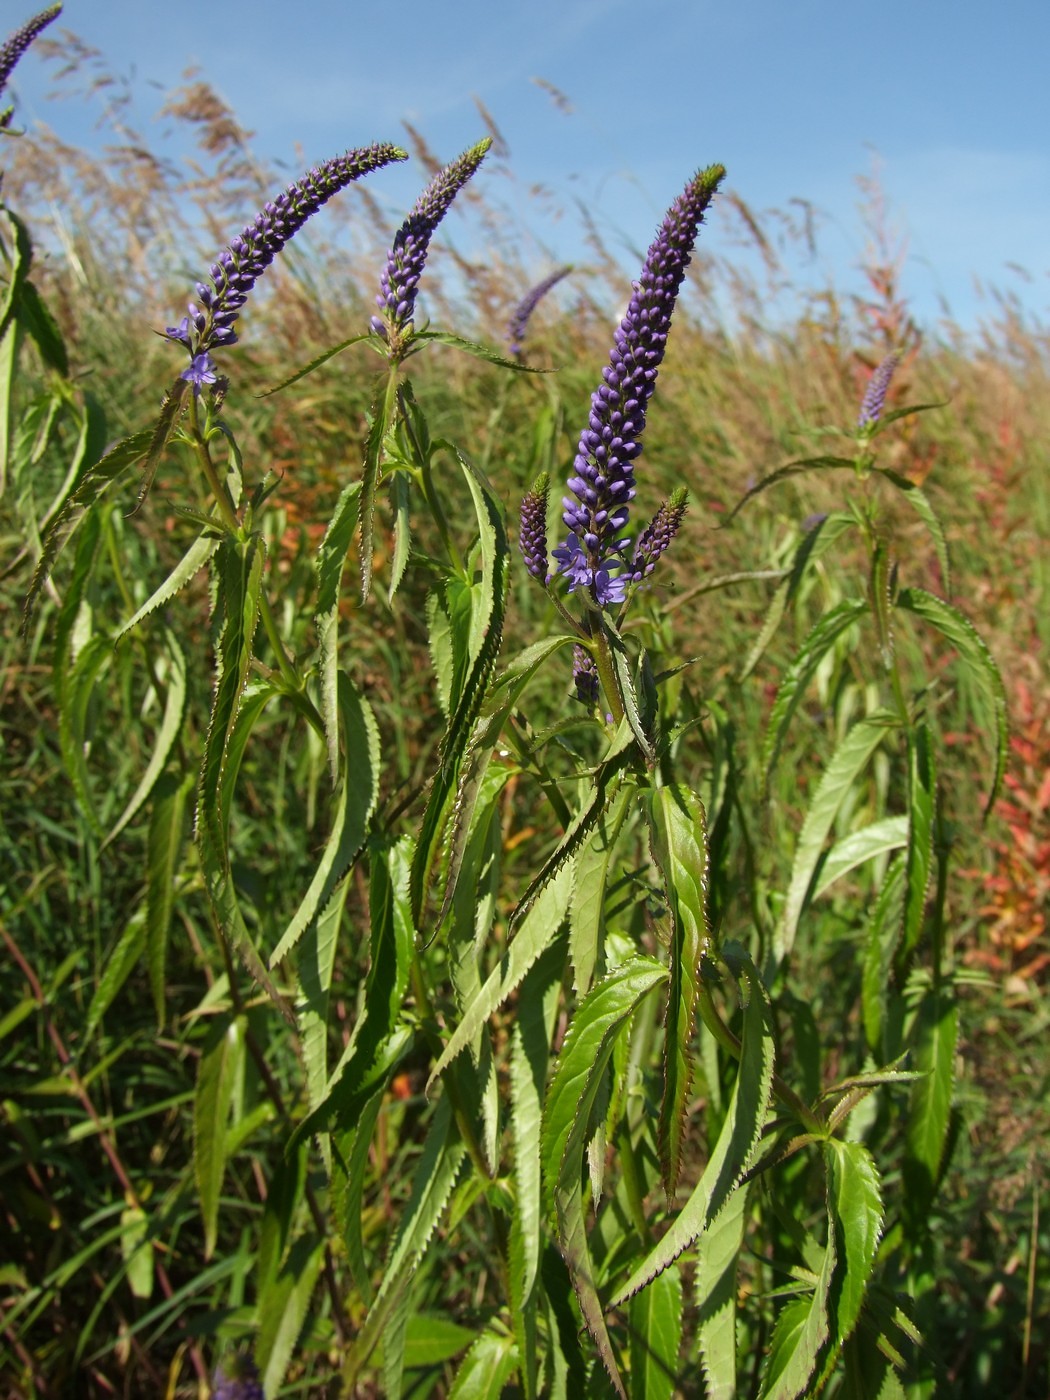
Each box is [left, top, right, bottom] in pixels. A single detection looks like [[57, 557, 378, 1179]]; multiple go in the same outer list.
[[591, 621, 625, 725]]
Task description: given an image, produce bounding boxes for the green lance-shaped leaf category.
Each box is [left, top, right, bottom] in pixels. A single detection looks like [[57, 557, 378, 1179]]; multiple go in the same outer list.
[[876, 468, 951, 596], [446, 1324, 520, 1399], [315, 477, 363, 778], [570, 783, 630, 996], [411, 327, 547, 370], [724, 455, 858, 524], [542, 956, 670, 1397], [903, 983, 958, 1228], [411, 454, 509, 923], [290, 836, 416, 1147], [257, 1232, 326, 1399], [357, 368, 400, 602], [869, 536, 894, 670], [696, 1179, 750, 1400], [611, 951, 774, 1305], [119, 1204, 154, 1301], [16, 278, 69, 377], [37, 390, 109, 538], [897, 724, 936, 974], [646, 782, 712, 1196], [194, 1014, 247, 1259], [813, 815, 907, 900], [861, 855, 906, 1053], [23, 427, 153, 631], [895, 586, 1007, 814], [824, 1140, 884, 1355], [269, 672, 380, 965], [739, 511, 858, 681], [439, 634, 577, 922], [428, 857, 574, 1089], [772, 711, 899, 978], [401, 1313, 477, 1370], [145, 771, 193, 1026], [332, 1088, 385, 1300], [56, 633, 111, 834], [104, 632, 189, 848], [388, 467, 412, 603], [256, 331, 375, 396], [762, 598, 869, 786], [629, 1265, 683, 1400], [508, 939, 566, 1400], [131, 377, 189, 513], [759, 1234, 836, 1400], [604, 618, 654, 763], [115, 530, 222, 642], [196, 536, 290, 1014], [0, 205, 33, 340], [0, 312, 18, 499], [512, 721, 636, 933], [85, 909, 147, 1038], [344, 1095, 467, 1387]]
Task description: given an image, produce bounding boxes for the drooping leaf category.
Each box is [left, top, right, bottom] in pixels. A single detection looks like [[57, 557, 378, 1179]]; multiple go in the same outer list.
[[269, 672, 380, 965], [903, 984, 957, 1227], [115, 531, 222, 641], [256, 332, 375, 395], [256, 1232, 325, 1398], [696, 1180, 750, 1400], [876, 468, 951, 595], [895, 586, 1007, 813], [542, 956, 669, 1397], [315, 477, 363, 777], [725, 456, 858, 524], [813, 815, 908, 901], [428, 859, 574, 1089], [16, 278, 69, 376], [897, 724, 936, 971], [762, 598, 868, 786], [411, 455, 509, 923], [628, 1265, 683, 1400], [611, 951, 774, 1304], [646, 782, 711, 1194], [85, 909, 146, 1037], [193, 1015, 246, 1259], [145, 771, 193, 1026], [772, 711, 899, 976]]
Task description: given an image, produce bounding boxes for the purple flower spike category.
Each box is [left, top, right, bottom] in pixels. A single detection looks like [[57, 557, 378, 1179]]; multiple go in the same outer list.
[[631, 487, 688, 582], [212, 1354, 264, 1400], [0, 5, 61, 101], [519, 474, 550, 582], [165, 144, 406, 372], [557, 165, 724, 604], [507, 265, 572, 358], [374, 138, 492, 347], [858, 350, 901, 429], [572, 645, 600, 707]]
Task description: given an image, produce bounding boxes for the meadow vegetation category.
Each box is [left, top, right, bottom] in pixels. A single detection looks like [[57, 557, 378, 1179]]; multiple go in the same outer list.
[[1, 15, 1048, 1398]]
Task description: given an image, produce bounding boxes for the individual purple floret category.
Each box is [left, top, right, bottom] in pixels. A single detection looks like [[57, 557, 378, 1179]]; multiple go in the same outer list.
[[212, 1354, 264, 1400], [0, 4, 61, 102], [572, 645, 600, 707], [372, 138, 491, 347], [507, 265, 572, 359], [857, 350, 901, 429], [164, 144, 406, 369], [630, 487, 688, 582], [519, 473, 550, 582], [555, 164, 724, 604]]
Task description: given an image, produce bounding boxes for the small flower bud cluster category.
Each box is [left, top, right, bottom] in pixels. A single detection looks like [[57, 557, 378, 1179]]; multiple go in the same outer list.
[[0, 4, 61, 107], [572, 645, 599, 707], [165, 144, 406, 390], [371, 138, 491, 343], [507, 265, 572, 358], [212, 1354, 264, 1400], [857, 350, 901, 429], [555, 164, 724, 605], [630, 487, 688, 581], [518, 474, 550, 582]]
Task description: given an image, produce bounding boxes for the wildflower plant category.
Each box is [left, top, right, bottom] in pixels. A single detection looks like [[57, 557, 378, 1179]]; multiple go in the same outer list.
[[6, 49, 1019, 1400]]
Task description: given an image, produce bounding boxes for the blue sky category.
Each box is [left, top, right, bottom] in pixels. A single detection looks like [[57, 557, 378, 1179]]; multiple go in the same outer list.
[[8, 0, 1049, 334]]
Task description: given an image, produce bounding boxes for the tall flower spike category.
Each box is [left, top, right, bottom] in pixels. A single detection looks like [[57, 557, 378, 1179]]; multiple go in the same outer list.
[[164, 143, 407, 381], [507, 265, 572, 359], [556, 164, 725, 604], [371, 137, 491, 347], [631, 486, 688, 582], [518, 473, 550, 582], [0, 4, 61, 109], [857, 349, 901, 429]]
